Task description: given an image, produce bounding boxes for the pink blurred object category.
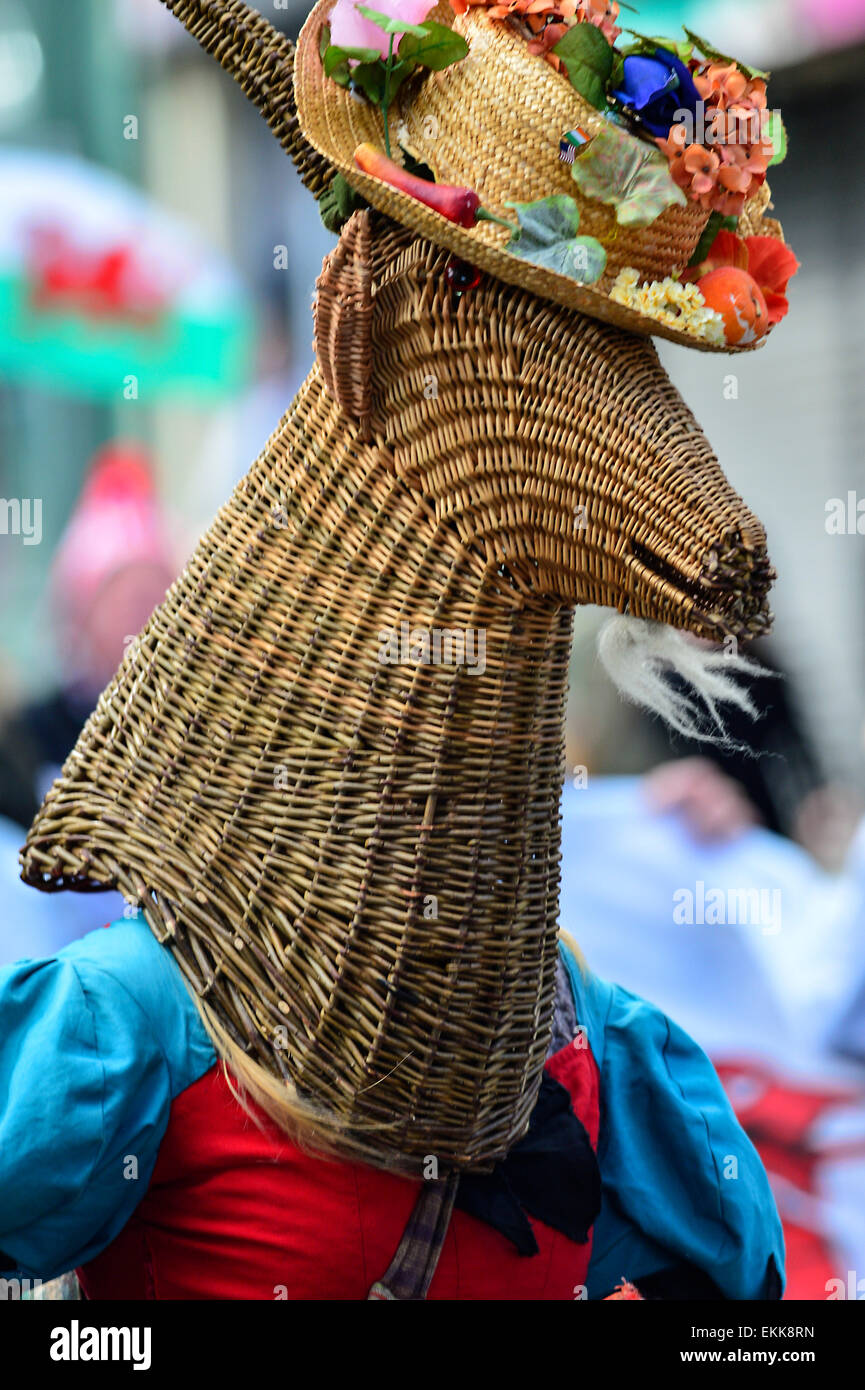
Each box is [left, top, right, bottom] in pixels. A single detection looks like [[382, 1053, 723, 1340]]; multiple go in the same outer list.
[[50, 442, 177, 693], [800, 0, 865, 42], [329, 0, 436, 60], [51, 442, 174, 621]]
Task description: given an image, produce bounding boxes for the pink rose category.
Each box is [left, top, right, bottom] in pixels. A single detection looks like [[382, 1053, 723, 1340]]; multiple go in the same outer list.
[[329, 0, 436, 60]]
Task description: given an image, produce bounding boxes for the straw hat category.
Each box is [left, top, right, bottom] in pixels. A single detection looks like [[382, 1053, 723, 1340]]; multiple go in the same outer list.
[[295, 0, 787, 351]]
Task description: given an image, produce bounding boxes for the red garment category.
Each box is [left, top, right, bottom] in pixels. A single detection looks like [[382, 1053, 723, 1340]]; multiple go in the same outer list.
[[78, 1040, 600, 1300], [715, 1059, 865, 1302]]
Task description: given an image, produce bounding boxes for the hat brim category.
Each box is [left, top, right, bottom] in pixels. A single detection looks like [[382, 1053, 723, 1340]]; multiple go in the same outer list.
[[295, 0, 773, 354]]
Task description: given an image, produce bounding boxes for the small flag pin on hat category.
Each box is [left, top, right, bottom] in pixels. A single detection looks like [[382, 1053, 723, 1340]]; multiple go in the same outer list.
[[559, 127, 593, 165]]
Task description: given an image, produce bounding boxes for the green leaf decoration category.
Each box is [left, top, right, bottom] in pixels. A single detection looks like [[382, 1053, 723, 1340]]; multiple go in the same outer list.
[[505, 196, 607, 285], [687, 210, 738, 267], [682, 28, 769, 82], [322, 22, 467, 109], [347, 61, 379, 102], [398, 20, 469, 71], [570, 123, 687, 227], [326, 61, 352, 89], [328, 53, 413, 104], [356, 4, 427, 37], [319, 22, 332, 62], [319, 172, 367, 234], [553, 24, 615, 111], [323, 42, 383, 87], [621, 30, 694, 63], [385, 58, 416, 99], [765, 109, 787, 165], [347, 58, 386, 102]]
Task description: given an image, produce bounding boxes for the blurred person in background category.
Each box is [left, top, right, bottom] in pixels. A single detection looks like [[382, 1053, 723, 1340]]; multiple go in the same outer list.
[[0, 441, 175, 961], [568, 627, 865, 870], [645, 644, 865, 869], [560, 677, 865, 1298], [0, 439, 175, 828]]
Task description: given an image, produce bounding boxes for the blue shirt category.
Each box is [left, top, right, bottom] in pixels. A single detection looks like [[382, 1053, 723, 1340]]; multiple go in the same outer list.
[[561, 947, 784, 1299], [0, 916, 783, 1295]]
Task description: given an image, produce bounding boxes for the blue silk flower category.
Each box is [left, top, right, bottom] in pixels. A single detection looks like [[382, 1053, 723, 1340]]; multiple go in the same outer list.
[[610, 49, 702, 139]]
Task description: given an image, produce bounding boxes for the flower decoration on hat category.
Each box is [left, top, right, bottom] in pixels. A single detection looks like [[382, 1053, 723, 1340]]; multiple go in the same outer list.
[[655, 58, 774, 218], [610, 47, 701, 136], [683, 227, 800, 329], [329, 0, 437, 53], [323, 0, 470, 155], [449, 0, 622, 67], [314, 0, 797, 349]]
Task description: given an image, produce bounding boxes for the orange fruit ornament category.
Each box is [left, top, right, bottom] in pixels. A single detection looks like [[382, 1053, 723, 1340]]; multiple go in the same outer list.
[[696, 266, 769, 346]]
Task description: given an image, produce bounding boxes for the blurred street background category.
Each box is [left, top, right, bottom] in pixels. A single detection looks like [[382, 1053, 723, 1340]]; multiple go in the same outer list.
[[3, 0, 865, 1300]]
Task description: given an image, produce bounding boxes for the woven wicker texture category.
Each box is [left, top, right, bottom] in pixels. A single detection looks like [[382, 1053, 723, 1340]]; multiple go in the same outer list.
[[22, 212, 773, 1168], [295, 0, 784, 352], [313, 210, 374, 424]]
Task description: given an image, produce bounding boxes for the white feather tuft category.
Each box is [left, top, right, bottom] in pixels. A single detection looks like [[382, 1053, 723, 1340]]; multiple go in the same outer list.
[[597, 615, 766, 743]]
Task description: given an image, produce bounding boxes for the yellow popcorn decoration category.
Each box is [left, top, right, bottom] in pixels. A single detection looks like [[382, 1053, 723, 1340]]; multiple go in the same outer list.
[[610, 268, 726, 346]]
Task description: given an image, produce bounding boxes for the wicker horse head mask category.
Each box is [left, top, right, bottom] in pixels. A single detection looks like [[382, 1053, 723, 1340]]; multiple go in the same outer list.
[[22, 0, 776, 1170]]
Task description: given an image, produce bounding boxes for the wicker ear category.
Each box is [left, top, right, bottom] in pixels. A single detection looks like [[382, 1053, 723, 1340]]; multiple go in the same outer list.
[[313, 210, 374, 426]]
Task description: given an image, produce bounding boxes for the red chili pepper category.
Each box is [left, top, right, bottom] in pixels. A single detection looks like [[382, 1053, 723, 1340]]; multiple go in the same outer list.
[[354, 143, 481, 228]]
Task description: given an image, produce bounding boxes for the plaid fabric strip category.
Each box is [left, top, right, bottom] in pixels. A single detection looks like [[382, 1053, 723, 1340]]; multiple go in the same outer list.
[[367, 1170, 460, 1301], [366, 959, 581, 1299]]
